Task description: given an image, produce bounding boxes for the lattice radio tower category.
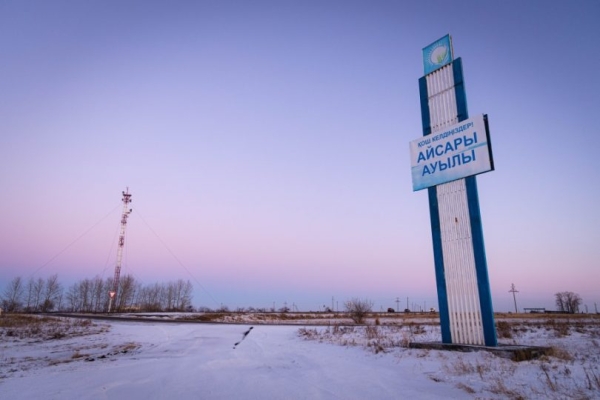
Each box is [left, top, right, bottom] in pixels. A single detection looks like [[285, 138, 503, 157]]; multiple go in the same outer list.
[[108, 188, 132, 313]]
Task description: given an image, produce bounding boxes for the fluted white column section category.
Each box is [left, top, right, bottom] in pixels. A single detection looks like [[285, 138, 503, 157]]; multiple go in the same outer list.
[[426, 64, 485, 346]]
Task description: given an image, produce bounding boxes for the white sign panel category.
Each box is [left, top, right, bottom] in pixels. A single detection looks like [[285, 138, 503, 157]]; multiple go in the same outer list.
[[410, 114, 494, 191]]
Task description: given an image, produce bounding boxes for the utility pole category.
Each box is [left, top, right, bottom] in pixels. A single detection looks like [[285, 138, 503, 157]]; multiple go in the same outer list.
[[108, 188, 132, 313], [509, 283, 519, 313], [595, 303, 598, 314], [407, 297, 409, 312], [396, 297, 400, 312]]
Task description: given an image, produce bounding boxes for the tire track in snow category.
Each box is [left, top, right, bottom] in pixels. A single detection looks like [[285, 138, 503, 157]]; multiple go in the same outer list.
[[233, 326, 253, 349]]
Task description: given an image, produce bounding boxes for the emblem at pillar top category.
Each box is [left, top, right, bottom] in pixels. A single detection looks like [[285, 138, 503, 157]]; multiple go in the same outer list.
[[423, 34, 454, 75]]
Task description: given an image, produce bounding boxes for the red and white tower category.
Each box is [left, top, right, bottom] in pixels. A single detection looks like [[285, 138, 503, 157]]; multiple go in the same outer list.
[[108, 188, 132, 312]]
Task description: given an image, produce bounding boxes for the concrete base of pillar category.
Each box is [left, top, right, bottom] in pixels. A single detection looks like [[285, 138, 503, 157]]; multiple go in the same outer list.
[[409, 342, 550, 361]]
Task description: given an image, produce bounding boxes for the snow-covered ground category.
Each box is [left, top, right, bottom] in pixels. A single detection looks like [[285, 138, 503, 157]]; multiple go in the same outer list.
[[1, 315, 599, 399]]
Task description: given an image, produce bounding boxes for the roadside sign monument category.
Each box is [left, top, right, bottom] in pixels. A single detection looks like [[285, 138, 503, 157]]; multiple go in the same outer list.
[[411, 35, 497, 346]]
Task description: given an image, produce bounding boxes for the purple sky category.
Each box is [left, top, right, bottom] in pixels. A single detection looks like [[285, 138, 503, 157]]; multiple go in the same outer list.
[[1, 1, 599, 312]]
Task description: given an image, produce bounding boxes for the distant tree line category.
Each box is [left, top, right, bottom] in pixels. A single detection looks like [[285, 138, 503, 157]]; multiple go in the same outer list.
[[555, 291, 582, 314], [1, 275, 193, 313]]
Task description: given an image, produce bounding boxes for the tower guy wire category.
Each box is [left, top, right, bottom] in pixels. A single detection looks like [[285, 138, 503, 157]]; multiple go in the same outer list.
[[133, 207, 220, 308], [29, 203, 121, 279]]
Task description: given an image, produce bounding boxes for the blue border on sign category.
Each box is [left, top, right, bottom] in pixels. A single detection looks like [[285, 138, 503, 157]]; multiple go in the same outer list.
[[454, 60, 497, 347]]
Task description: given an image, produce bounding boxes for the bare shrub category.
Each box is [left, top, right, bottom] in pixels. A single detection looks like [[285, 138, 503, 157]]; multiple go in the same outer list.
[[367, 341, 386, 354], [540, 363, 557, 392], [400, 331, 411, 348], [51, 331, 66, 340], [489, 378, 525, 399], [407, 322, 425, 335], [545, 346, 574, 362], [365, 326, 380, 340], [476, 362, 486, 379], [71, 350, 87, 360], [331, 324, 341, 335], [456, 382, 475, 394], [584, 366, 600, 390], [449, 357, 475, 375], [416, 349, 429, 358], [344, 298, 373, 324], [546, 319, 570, 337], [48, 359, 68, 366], [113, 342, 140, 354], [496, 320, 513, 339], [298, 328, 319, 339], [332, 325, 354, 335]]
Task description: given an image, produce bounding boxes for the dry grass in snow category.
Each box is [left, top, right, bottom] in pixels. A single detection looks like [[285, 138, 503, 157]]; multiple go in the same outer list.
[[298, 316, 600, 399], [1, 313, 599, 399], [0, 315, 138, 379]]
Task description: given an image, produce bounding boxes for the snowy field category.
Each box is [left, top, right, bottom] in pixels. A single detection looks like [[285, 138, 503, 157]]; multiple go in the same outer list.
[[1, 314, 599, 399]]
